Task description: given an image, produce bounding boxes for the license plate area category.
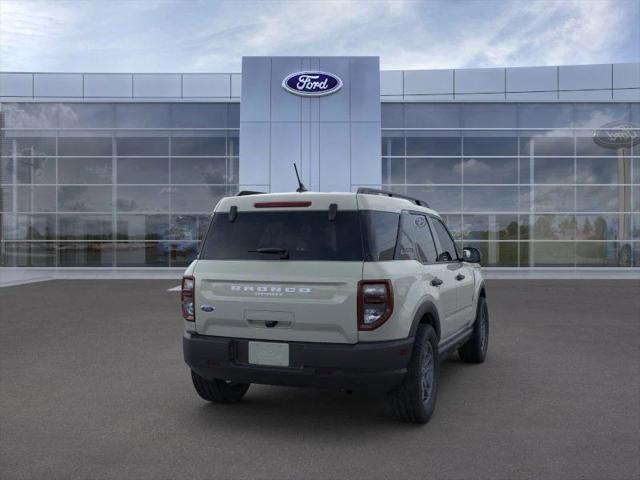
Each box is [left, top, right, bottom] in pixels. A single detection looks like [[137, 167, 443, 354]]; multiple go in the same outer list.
[[248, 341, 290, 367]]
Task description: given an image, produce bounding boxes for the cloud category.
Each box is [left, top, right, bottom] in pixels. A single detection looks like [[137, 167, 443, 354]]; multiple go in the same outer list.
[[0, 0, 638, 72]]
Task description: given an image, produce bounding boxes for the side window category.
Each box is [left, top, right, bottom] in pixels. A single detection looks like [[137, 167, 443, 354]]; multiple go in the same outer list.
[[361, 211, 400, 261], [431, 218, 458, 262], [396, 213, 438, 263]]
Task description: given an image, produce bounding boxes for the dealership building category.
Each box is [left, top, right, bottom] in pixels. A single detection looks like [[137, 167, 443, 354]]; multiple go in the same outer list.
[[0, 57, 639, 271]]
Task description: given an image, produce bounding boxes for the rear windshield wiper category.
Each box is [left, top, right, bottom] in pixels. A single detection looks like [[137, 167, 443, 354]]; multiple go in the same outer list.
[[248, 247, 290, 259]]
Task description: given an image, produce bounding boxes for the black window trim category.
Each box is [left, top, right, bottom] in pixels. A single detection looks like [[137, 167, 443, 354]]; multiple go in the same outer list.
[[427, 215, 461, 264]]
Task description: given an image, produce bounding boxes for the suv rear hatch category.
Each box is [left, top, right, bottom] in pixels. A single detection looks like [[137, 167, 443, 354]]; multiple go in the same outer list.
[[193, 193, 363, 344]]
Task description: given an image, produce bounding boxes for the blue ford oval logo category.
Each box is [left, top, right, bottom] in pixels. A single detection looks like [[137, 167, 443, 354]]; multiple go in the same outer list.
[[282, 71, 343, 97], [200, 305, 215, 312]]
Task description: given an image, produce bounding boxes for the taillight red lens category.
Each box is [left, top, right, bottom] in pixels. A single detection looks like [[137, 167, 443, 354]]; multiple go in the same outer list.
[[357, 280, 393, 331], [181, 276, 195, 321]]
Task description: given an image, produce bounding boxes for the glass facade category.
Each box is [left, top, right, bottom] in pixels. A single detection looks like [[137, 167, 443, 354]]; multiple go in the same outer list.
[[382, 103, 640, 267], [0, 102, 239, 267], [1, 101, 638, 268]]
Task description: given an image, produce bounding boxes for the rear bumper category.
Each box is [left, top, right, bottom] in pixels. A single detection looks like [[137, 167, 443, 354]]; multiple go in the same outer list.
[[183, 332, 414, 391]]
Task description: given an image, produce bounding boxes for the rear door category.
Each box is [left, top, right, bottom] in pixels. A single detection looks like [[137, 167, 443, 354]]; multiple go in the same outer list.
[[193, 199, 363, 344]]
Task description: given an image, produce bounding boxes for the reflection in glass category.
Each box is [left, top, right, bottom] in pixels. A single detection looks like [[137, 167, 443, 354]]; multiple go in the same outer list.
[[117, 158, 169, 184], [171, 158, 227, 184], [463, 215, 518, 240], [462, 157, 518, 184], [58, 158, 112, 184], [116, 215, 169, 240], [463, 187, 519, 212], [1, 242, 57, 267], [576, 185, 627, 212], [405, 186, 461, 213], [116, 186, 170, 212], [17, 186, 56, 212], [2, 137, 56, 156], [533, 215, 576, 240], [171, 104, 228, 128], [1, 186, 12, 211], [171, 136, 226, 156], [575, 242, 630, 267], [58, 186, 112, 212], [406, 158, 461, 184], [382, 158, 404, 184], [169, 241, 199, 267], [381, 136, 404, 156], [520, 136, 574, 156], [58, 104, 115, 128], [1, 158, 13, 183], [17, 157, 56, 184], [533, 158, 574, 184], [576, 157, 628, 184], [115, 104, 171, 128], [575, 214, 628, 241], [116, 137, 168, 156], [463, 137, 517, 156], [1, 214, 56, 240], [462, 241, 518, 267], [531, 242, 575, 267], [168, 214, 211, 241], [2, 103, 59, 129], [59, 214, 113, 240], [533, 186, 574, 212], [171, 186, 226, 212], [58, 137, 112, 156], [406, 136, 460, 156], [115, 243, 169, 267], [58, 242, 114, 267]]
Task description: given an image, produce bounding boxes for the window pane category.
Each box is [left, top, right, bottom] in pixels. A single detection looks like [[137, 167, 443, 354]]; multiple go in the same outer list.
[[170, 242, 199, 267], [59, 214, 113, 240], [116, 137, 168, 156], [531, 242, 575, 266], [3, 104, 58, 128], [576, 214, 631, 241], [1, 214, 56, 240], [117, 214, 169, 240], [533, 158, 575, 184], [463, 215, 519, 240], [17, 186, 56, 212], [533, 186, 574, 212], [17, 157, 56, 184], [431, 217, 458, 261], [116, 186, 170, 212], [168, 214, 210, 241], [2, 137, 56, 156], [463, 137, 518, 156], [517, 104, 573, 129], [59, 158, 112, 184], [382, 158, 405, 184], [1, 242, 56, 267], [462, 241, 518, 267], [463, 186, 519, 212], [115, 104, 170, 128], [520, 136, 574, 156], [381, 104, 403, 128], [406, 136, 461, 156], [462, 104, 517, 128], [576, 157, 629, 184], [171, 136, 226, 156], [406, 186, 461, 212], [171, 158, 227, 184], [404, 104, 460, 128], [1, 186, 12, 211], [440, 214, 462, 240], [396, 213, 437, 263], [171, 104, 228, 128], [532, 215, 576, 240], [576, 137, 626, 156], [406, 158, 461, 184], [58, 137, 112, 156], [360, 211, 399, 261], [58, 186, 112, 212], [1, 158, 13, 183], [576, 186, 628, 212], [58, 103, 115, 128], [462, 157, 518, 184], [575, 242, 631, 267], [573, 104, 630, 128], [58, 242, 114, 267], [117, 158, 169, 184], [381, 135, 404, 156], [171, 186, 226, 212], [115, 242, 170, 267]]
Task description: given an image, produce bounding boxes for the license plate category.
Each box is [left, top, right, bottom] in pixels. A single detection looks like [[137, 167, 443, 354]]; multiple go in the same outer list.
[[248, 341, 289, 367]]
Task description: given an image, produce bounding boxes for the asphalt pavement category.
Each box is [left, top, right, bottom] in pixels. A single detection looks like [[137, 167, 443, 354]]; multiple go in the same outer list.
[[1, 279, 639, 479]]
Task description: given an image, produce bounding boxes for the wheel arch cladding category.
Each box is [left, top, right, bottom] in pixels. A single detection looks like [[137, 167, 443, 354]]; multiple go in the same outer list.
[[409, 301, 441, 340]]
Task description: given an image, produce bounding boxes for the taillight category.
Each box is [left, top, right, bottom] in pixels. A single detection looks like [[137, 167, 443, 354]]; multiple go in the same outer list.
[[357, 280, 393, 331], [181, 276, 195, 321]]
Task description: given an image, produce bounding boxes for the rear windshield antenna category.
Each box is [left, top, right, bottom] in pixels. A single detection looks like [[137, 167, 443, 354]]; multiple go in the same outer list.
[[293, 163, 307, 193]]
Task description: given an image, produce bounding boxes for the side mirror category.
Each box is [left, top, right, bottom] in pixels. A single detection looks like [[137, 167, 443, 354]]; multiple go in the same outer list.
[[462, 247, 482, 264]]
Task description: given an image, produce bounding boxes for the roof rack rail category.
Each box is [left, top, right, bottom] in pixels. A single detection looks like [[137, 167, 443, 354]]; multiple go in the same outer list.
[[356, 187, 429, 208], [236, 190, 265, 196]]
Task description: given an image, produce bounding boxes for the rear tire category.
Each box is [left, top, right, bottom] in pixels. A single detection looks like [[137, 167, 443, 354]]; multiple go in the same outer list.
[[190, 370, 250, 403], [387, 324, 439, 424], [458, 296, 489, 364]]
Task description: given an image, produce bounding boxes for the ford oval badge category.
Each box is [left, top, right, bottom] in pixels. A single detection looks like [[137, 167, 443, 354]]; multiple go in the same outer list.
[[282, 71, 343, 97], [593, 121, 640, 149], [200, 305, 215, 312]]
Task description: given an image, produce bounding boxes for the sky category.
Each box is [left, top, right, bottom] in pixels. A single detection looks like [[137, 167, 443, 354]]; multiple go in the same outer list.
[[0, 0, 639, 73]]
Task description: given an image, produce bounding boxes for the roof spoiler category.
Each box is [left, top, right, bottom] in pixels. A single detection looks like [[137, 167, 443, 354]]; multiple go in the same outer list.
[[356, 188, 429, 208]]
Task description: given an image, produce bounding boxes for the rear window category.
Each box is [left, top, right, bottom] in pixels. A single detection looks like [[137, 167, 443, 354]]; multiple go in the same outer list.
[[200, 210, 364, 261]]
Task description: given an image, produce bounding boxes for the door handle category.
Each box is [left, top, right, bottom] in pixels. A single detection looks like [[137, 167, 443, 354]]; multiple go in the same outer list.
[[455, 273, 466, 281], [431, 277, 443, 287]]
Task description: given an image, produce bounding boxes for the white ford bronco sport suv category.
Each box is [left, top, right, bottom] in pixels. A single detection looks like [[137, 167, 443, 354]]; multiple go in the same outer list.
[[182, 188, 488, 424]]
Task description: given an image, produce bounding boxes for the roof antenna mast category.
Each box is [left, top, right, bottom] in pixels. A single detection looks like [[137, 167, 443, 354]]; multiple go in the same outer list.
[[293, 163, 308, 193]]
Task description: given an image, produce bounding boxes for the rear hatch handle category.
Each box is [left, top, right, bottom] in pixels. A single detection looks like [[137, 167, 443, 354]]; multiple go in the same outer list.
[[248, 247, 290, 259]]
